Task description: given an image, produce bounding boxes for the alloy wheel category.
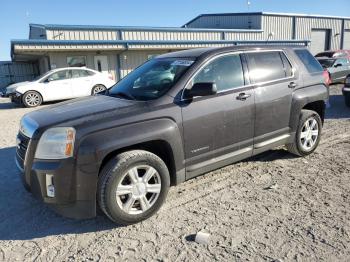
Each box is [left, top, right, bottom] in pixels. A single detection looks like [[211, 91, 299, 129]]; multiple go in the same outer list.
[[116, 165, 161, 215], [93, 85, 106, 94], [25, 93, 41, 107], [300, 117, 319, 151]]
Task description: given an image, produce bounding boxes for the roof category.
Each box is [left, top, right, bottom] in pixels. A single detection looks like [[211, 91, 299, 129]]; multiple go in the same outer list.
[[184, 12, 350, 27], [157, 45, 308, 59]]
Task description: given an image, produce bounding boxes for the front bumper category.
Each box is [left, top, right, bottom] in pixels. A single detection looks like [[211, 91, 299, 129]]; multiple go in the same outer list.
[[16, 155, 97, 219]]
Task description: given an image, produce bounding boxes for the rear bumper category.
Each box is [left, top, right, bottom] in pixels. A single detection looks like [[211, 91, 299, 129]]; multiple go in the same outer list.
[[16, 156, 97, 219]]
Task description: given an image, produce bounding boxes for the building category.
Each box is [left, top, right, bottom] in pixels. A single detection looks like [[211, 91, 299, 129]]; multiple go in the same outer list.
[[7, 12, 350, 86]]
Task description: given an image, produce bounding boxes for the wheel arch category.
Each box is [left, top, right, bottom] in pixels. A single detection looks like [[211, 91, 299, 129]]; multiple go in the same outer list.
[[76, 118, 185, 187], [290, 84, 328, 131], [99, 140, 177, 186]]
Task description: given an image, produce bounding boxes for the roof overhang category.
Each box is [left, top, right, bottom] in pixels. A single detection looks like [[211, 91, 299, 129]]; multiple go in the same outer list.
[[11, 39, 310, 60]]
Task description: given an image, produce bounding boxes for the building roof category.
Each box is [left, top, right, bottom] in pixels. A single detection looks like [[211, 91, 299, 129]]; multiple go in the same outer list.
[[183, 12, 350, 27]]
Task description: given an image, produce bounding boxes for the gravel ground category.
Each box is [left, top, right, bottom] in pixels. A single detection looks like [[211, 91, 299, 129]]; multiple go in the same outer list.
[[0, 85, 349, 261]]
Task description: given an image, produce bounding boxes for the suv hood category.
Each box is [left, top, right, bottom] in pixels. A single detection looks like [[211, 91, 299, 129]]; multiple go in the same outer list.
[[24, 95, 147, 131]]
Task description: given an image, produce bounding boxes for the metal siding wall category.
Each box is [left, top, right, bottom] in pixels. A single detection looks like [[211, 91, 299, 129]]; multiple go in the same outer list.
[[224, 32, 262, 41], [29, 26, 46, 39], [295, 17, 342, 50], [119, 50, 168, 78], [0, 62, 39, 89], [186, 15, 261, 29], [344, 31, 350, 49], [46, 30, 118, 40], [345, 20, 350, 30], [262, 16, 293, 40], [121, 31, 222, 41]]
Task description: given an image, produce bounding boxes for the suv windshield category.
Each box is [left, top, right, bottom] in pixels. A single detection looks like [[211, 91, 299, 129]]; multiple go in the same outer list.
[[108, 58, 194, 101], [317, 59, 335, 68]]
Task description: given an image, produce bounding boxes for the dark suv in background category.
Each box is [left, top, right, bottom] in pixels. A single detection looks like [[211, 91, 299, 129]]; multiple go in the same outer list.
[[16, 46, 328, 224]]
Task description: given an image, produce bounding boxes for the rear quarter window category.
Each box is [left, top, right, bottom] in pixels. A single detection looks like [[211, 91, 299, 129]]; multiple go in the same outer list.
[[246, 51, 290, 84], [294, 49, 323, 73]]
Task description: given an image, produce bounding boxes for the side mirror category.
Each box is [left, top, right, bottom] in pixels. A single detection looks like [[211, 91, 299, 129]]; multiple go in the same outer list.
[[45, 77, 54, 83], [334, 63, 342, 68], [184, 82, 217, 98]]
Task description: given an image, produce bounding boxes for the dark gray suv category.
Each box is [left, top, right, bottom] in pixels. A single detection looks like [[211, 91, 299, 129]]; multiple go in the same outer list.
[[16, 46, 329, 224]]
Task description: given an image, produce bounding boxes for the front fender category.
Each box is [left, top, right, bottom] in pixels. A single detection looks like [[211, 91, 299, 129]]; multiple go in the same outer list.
[[76, 118, 184, 179]]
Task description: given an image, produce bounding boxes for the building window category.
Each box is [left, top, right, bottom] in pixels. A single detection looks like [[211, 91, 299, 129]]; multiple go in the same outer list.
[[67, 56, 86, 67]]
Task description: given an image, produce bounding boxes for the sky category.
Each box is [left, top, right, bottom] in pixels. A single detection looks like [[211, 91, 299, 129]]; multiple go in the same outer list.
[[1, 0, 350, 60]]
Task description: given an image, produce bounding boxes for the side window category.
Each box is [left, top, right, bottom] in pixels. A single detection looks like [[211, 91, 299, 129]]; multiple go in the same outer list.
[[280, 52, 293, 77], [85, 70, 95, 76], [335, 58, 347, 66], [47, 70, 70, 81], [193, 54, 244, 91], [246, 51, 286, 84], [71, 70, 93, 78], [294, 49, 323, 73]]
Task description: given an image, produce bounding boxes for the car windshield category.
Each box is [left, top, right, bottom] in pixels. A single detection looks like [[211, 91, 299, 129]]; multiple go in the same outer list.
[[317, 59, 335, 68], [31, 70, 55, 81], [108, 58, 194, 101]]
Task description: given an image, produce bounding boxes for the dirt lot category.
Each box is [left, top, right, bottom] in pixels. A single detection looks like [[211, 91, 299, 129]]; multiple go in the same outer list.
[[0, 85, 349, 261]]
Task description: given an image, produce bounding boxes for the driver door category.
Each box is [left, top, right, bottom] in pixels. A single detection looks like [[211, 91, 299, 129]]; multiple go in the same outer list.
[[181, 53, 255, 178], [42, 70, 73, 101]]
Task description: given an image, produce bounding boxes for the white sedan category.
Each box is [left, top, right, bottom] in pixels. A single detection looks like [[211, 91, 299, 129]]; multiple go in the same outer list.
[[3, 67, 116, 107]]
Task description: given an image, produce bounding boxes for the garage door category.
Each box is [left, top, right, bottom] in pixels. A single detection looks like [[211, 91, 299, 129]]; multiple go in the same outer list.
[[310, 29, 330, 55], [344, 30, 350, 49]]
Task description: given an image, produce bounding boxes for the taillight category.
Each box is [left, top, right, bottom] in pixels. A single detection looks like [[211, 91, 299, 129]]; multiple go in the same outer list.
[[323, 70, 331, 87]]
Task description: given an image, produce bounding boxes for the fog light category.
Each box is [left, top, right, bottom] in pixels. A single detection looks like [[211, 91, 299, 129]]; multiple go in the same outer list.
[[46, 174, 55, 198]]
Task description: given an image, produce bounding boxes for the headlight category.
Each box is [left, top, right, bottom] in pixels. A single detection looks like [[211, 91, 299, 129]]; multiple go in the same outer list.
[[35, 127, 76, 159]]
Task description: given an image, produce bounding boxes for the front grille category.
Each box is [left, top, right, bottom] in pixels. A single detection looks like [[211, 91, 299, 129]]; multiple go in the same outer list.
[[16, 132, 30, 169]]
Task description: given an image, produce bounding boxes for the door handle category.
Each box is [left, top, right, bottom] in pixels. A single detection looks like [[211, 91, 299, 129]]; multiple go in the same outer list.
[[288, 82, 297, 89], [236, 93, 251, 101]]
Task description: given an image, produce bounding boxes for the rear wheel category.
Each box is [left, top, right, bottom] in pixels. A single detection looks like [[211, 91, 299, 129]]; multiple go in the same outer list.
[[91, 84, 106, 95], [286, 109, 322, 156], [98, 150, 170, 225], [22, 91, 42, 108]]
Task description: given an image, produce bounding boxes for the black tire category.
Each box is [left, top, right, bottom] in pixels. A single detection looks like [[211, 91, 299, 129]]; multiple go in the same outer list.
[[98, 150, 170, 225], [286, 109, 322, 157], [345, 95, 350, 108], [91, 84, 106, 95], [22, 91, 43, 108]]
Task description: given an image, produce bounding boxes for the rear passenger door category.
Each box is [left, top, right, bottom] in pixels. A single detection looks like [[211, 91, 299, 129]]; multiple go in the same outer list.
[[182, 53, 255, 178], [70, 69, 94, 97], [244, 50, 297, 153]]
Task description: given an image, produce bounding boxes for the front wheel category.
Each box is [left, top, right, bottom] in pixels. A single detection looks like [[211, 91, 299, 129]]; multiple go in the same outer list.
[[286, 109, 322, 156], [22, 91, 43, 108], [98, 150, 170, 225]]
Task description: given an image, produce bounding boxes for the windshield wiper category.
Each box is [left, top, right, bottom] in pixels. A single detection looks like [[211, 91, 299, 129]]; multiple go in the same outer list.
[[110, 91, 136, 100]]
